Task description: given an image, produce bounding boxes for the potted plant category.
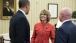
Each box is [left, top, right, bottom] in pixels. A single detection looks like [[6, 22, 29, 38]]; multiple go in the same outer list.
[[72, 11, 76, 18], [72, 11, 76, 22]]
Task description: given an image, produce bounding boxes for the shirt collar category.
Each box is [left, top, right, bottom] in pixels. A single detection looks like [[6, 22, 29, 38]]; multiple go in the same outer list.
[[62, 19, 71, 24], [19, 9, 26, 17]]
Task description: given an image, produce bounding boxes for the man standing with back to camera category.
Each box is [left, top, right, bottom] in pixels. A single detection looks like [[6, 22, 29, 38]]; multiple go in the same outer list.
[[9, 0, 30, 43], [54, 8, 76, 43]]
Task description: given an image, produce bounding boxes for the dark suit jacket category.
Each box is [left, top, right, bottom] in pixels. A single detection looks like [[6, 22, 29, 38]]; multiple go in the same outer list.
[[54, 21, 76, 43], [9, 10, 30, 43], [3, 7, 13, 16]]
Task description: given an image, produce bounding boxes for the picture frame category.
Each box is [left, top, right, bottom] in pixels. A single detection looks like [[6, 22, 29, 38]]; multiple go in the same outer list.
[[0, 0, 16, 20], [48, 3, 58, 19]]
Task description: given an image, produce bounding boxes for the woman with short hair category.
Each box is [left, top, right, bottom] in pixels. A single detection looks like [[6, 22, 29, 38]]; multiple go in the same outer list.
[[31, 9, 55, 43]]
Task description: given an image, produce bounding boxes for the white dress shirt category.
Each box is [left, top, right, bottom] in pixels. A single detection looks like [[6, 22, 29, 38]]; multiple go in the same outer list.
[[56, 19, 71, 28], [7, 7, 10, 12], [56, 20, 62, 28]]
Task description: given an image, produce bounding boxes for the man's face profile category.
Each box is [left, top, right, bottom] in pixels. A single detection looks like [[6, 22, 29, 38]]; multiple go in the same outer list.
[[6, 1, 9, 7], [26, 4, 30, 14]]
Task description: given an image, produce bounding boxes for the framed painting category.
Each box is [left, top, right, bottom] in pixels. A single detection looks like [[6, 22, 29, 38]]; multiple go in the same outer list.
[[48, 3, 58, 19], [0, 0, 16, 20]]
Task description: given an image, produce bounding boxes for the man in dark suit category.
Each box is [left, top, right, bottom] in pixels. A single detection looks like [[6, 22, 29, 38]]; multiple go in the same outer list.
[[9, 0, 30, 43], [3, 1, 13, 16], [54, 8, 76, 43]]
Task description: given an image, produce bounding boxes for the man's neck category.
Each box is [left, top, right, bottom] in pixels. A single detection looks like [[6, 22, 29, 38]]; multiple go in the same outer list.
[[19, 9, 26, 16], [62, 19, 71, 24], [20, 8, 26, 13]]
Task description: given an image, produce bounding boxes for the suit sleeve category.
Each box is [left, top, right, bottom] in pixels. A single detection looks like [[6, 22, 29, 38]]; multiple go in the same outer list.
[[54, 27, 69, 43], [31, 25, 36, 43], [50, 25, 55, 43]]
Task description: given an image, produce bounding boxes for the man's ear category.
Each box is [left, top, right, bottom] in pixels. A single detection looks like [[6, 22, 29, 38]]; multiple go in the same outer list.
[[25, 4, 29, 8]]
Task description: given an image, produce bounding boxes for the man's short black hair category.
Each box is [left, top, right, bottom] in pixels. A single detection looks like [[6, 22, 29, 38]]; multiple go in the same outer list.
[[19, 0, 30, 8]]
